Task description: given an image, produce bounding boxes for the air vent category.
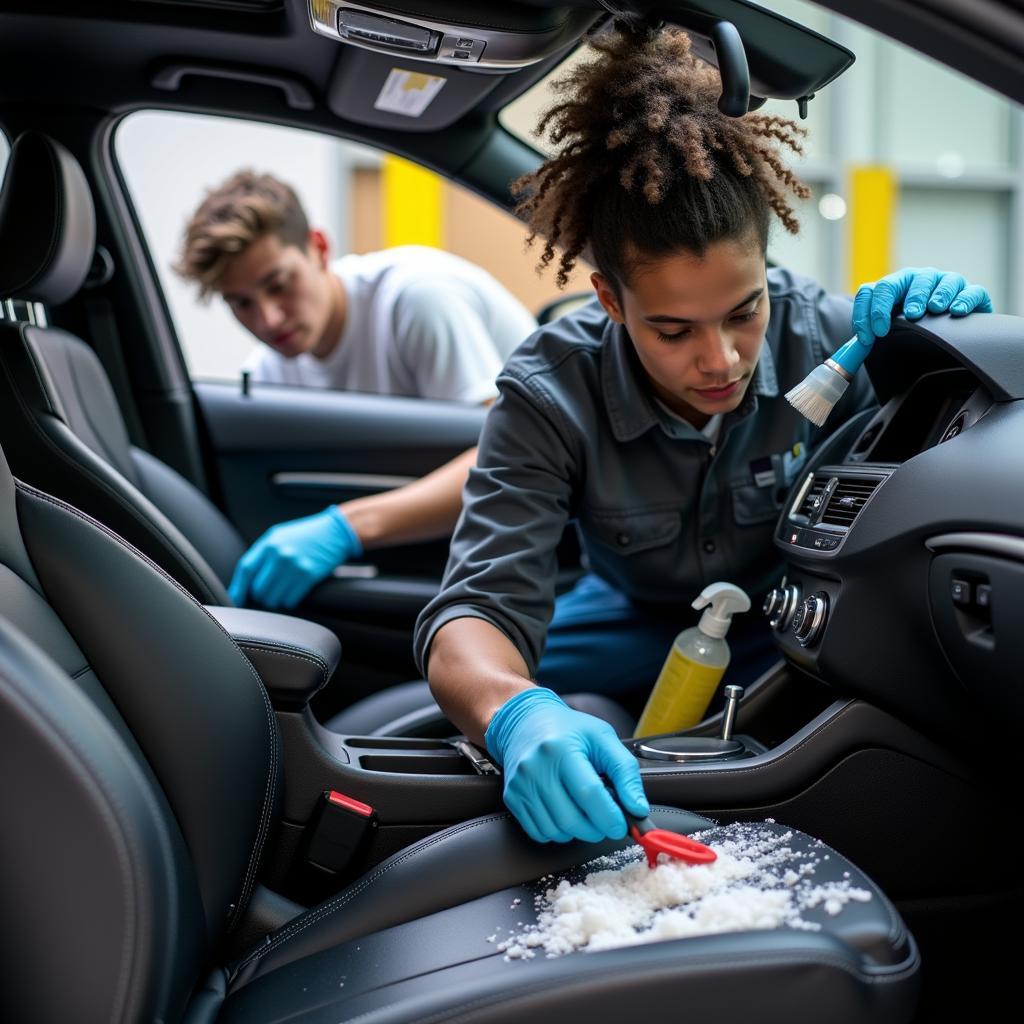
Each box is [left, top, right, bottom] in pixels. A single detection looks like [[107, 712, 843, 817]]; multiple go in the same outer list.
[[820, 477, 882, 528]]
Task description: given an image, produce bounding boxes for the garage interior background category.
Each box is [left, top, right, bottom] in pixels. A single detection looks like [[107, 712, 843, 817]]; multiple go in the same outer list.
[[3, 0, 1016, 383]]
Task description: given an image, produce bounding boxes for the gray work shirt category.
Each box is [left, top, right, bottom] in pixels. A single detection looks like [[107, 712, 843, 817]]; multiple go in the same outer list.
[[414, 267, 876, 677]]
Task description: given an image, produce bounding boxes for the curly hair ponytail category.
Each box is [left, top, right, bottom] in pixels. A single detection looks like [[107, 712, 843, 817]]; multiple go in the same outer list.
[[513, 27, 810, 290]]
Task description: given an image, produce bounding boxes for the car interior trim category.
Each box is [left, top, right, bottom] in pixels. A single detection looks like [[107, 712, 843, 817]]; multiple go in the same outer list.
[[272, 470, 417, 490], [925, 530, 1024, 563]]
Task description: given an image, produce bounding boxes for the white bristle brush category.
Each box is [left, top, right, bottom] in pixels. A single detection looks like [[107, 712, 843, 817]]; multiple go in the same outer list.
[[784, 336, 869, 426]]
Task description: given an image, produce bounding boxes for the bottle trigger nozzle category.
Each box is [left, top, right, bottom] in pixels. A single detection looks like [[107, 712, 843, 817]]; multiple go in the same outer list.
[[692, 582, 751, 639]]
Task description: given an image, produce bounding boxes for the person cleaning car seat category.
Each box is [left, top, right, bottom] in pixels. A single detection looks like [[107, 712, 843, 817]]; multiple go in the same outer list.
[[414, 24, 993, 847]]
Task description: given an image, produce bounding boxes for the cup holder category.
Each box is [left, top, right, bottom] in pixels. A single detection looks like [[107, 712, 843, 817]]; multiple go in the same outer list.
[[344, 736, 482, 775], [358, 752, 476, 775], [346, 736, 454, 750]]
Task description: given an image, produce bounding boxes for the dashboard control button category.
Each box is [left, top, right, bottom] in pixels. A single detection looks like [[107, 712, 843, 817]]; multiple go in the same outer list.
[[951, 578, 971, 605], [763, 582, 800, 631], [793, 592, 829, 646], [975, 583, 991, 608]]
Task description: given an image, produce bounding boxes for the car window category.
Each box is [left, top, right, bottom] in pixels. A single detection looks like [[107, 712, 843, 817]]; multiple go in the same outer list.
[[501, 0, 1022, 314], [115, 111, 591, 388]]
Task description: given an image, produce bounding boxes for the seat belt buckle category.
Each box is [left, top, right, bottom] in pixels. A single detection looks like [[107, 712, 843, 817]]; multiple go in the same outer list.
[[302, 790, 378, 879]]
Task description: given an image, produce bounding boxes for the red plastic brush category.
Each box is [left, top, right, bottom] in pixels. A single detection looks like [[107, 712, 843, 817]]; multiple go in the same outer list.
[[606, 785, 717, 868], [625, 810, 717, 868]]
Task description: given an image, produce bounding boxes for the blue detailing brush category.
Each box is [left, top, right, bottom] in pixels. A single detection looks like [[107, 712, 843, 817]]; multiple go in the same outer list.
[[784, 336, 868, 426]]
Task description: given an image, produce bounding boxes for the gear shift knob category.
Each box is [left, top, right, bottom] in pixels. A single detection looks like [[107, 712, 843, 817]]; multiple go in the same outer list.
[[720, 685, 744, 741]]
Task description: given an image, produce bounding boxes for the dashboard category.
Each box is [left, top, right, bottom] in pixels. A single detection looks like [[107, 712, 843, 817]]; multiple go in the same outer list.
[[764, 313, 1024, 739]]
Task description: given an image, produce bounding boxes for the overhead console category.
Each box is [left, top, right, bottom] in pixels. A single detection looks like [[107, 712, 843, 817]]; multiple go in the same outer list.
[[309, 0, 597, 70], [764, 313, 1024, 739], [316, 1, 857, 131]]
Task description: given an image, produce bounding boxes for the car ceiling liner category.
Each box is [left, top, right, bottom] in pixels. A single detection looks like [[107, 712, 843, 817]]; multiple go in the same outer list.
[[313, 1, 855, 131]]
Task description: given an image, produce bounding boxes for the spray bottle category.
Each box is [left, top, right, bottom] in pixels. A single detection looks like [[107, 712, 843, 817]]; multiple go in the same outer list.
[[634, 582, 751, 738]]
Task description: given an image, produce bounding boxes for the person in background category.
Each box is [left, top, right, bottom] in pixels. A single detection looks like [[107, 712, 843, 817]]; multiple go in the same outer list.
[[176, 171, 537, 609], [413, 26, 993, 847]]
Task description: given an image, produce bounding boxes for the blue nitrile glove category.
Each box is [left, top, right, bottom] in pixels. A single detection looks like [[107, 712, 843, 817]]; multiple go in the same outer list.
[[228, 505, 362, 609], [485, 687, 649, 844], [852, 267, 992, 348]]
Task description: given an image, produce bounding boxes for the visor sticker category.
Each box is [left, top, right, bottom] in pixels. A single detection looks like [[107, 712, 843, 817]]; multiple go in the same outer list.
[[374, 69, 446, 117]]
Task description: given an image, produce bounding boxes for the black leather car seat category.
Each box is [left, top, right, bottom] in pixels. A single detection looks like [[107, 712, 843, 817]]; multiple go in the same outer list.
[[0, 131, 240, 606], [0, 435, 919, 1022], [0, 131, 633, 738]]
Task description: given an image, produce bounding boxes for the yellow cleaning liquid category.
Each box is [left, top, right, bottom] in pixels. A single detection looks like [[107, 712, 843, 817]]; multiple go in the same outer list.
[[633, 582, 750, 738], [634, 632, 729, 736]]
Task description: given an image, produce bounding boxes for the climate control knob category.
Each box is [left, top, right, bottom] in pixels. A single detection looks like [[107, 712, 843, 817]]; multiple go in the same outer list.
[[763, 582, 800, 632], [792, 592, 829, 646]]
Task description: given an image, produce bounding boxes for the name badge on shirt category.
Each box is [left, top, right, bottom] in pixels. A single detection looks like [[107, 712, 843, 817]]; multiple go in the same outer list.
[[751, 443, 807, 489], [750, 455, 776, 488]]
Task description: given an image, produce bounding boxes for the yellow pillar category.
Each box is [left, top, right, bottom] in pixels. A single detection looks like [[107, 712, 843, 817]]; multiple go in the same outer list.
[[847, 165, 897, 291], [382, 154, 444, 249]]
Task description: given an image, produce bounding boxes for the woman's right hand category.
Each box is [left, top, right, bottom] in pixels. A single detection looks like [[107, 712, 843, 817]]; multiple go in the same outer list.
[[484, 687, 649, 843]]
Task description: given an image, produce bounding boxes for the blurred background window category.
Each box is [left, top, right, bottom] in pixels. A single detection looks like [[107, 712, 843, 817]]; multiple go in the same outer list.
[[502, 0, 1022, 315], [116, 113, 591, 384]]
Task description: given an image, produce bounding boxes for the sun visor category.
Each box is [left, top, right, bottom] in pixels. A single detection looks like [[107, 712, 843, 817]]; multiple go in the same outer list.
[[326, 51, 508, 132], [319, 1, 599, 130]]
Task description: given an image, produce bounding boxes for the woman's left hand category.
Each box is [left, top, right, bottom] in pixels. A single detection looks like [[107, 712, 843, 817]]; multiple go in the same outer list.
[[852, 267, 992, 347]]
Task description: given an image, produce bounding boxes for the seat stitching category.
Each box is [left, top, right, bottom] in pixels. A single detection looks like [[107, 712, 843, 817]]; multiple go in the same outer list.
[[16, 481, 279, 930], [231, 660, 278, 927], [236, 642, 328, 687], [233, 813, 513, 974], [11, 324, 58, 413], [232, 637, 329, 670]]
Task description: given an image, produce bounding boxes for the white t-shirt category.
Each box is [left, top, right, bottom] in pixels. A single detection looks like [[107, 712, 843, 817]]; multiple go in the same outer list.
[[244, 246, 538, 403]]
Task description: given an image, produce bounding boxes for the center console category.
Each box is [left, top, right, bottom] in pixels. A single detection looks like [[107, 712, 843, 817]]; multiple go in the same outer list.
[[209, 305, 1024, 913], [259, 660, 980, 914]]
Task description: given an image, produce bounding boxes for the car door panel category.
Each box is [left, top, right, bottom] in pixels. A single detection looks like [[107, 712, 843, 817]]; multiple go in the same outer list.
[[196, 380, 485, 561], [194, 381, 485, 679]]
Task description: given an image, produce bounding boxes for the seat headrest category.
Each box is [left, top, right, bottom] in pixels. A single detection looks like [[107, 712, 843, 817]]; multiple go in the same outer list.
[[0, 132, 96, 305]]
